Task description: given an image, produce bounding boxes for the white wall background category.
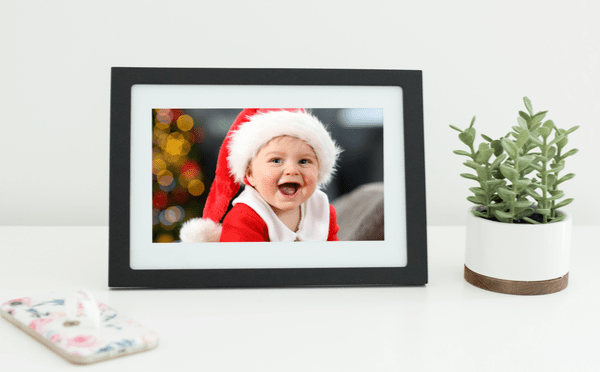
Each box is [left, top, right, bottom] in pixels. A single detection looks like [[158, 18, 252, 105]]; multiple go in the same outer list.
[[1, 0, 598, 226]]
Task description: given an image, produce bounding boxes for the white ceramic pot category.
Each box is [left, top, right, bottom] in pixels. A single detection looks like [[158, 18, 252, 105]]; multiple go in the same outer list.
[[464, 209, 572, 295]]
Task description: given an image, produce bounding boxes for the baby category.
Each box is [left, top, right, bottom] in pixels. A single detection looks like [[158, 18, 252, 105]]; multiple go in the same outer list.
[[179, 108, 342, 242]]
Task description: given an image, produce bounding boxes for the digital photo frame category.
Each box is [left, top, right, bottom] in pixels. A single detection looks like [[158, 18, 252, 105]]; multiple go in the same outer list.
[[109, 67, 427, 288]]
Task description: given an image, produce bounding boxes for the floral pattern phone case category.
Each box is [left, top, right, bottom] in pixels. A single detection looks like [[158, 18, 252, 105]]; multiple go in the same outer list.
[[0, 290, 158, 364]]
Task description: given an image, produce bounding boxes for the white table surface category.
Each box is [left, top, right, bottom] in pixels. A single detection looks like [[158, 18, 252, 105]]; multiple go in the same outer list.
[[0, 226, 598, 371]]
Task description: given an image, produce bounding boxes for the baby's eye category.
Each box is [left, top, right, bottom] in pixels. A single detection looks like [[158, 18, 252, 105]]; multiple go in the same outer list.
[[299, 159, 311, 165], [270, 158, 282, 164]]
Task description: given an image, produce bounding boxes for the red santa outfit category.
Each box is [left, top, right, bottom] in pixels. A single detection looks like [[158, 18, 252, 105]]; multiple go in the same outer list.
[[179, 108, 342, 243], [221, 186, 339, 242]]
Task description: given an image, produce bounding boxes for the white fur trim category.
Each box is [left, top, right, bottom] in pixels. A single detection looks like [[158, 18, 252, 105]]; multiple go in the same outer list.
[[227, 110, 342, 187], [179, 218, 222, 242]]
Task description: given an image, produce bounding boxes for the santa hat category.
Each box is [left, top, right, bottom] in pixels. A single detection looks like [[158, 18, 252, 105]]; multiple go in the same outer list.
[[179, 108, 342, 242]]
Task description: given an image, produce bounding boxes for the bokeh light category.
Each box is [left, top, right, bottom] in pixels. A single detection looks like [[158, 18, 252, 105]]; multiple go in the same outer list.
[[156, 109, 173, 125], [152, 158, 167, 175], [176, 114, 194, 131], [157, 170, 174, 187], [187, 179, 205, 196], [152, 109, 207, 243], [156, 233, 174, 243]]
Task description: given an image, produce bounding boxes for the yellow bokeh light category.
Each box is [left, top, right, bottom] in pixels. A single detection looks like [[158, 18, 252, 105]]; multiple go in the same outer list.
[[156, 109, 173, 125], [165, 138, 184, 156], [163, 132, 191, 157], [157, 170, 174, 186], [178, 175, 189, 187], [154, 131, 169, 147], [163, 152, 181, 165], [154, 120, 170, 130], [177, 114, 194, 131], [156, 233, 174, 243], [188, 179, 205, 196], [152, 158, 167, 175], [165, 206, 183, 223]]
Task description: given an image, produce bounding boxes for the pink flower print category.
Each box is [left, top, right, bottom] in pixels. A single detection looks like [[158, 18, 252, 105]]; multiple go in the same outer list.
[[7, 297, 32, 307], [49, 311, 67, 319], [29, 318, 53, 333], [65, 335, 99, 348], [142, 332, 159, 345], [49, 333, 62, 343], [76, 301, 85, 317]]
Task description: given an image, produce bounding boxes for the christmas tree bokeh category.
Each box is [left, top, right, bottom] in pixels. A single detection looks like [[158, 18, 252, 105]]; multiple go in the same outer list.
[[152, 109, 208, 243]]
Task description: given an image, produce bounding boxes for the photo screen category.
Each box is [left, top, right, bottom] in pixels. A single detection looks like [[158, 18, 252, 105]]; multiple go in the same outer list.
[[151, 108, 384, 243]]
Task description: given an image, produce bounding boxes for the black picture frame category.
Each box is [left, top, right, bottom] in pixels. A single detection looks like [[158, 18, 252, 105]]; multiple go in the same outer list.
[[109, 67, 427, 288]]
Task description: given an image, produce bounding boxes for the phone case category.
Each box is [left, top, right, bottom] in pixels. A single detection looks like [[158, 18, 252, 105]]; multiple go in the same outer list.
[[0, 290, 159, 364]]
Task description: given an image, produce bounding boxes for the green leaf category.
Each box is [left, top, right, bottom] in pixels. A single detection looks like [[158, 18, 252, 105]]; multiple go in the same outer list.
[[528, 132, 543, 146], [538, 126, 551, 140], [537, 208, 551, 216], [516, 155, 535, 172], [549, 162, 565, 173], [471, 210, 489, 218], [469, 187, 487, 197], [546, 174, 557, 187], [476, 143, 494, 164], [529, 122, 542, 132], [523, 97, 534, 115], [514, 199, 534, 208], [490, 140, 503, 157], [453, 150, 472, 157], [464, 160, 479, 170], [513, 179, 532, 192], [469, 116, 476, 129], [516, 129, 530, 148], [517, 116, 528, 130], [549, 134, 566, 147], [460, 173, 478, 181], [484, 179, 506, 190], [554, 198, 574, 209], [547, 146, 557, 160], [560, 148, 579, 159], [556, 136, 568, 150], [495, 210, 515, 221], [524, 187, 543, 200], [488, 202, 506, 209], [467, 196, 482, 205], [528, 163, 543, 172], [548, 190, 564, 200], [475, 166, 491, 181], [459, 132, 474, 147], [557, 173, 575, 185], [489, 153, 507, 170], [531, 111, 547, 125], [501, 138, 519, 160], [549, 214, 567, 223], [449, 125, 463, 132], [481, 134, 493, 142], [497, 186, 517, 202], [564, 125, 579, 135], [543, 120, 556, 131], [519, 111, 531, 121], [499, 164, 519, 182], [522, 216, 541, 224]]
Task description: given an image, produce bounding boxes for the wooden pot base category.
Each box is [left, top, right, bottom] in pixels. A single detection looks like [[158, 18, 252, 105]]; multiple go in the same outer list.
[[464, 265, 568, 295]]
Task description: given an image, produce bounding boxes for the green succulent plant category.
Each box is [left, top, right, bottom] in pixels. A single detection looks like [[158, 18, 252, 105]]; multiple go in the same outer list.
[[451, 97, 579, 224]]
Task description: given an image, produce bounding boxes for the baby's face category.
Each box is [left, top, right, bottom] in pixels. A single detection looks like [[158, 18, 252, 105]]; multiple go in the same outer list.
[[246, 136, 319, 215]]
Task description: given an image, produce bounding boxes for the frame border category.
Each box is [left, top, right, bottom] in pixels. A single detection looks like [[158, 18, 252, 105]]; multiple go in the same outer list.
[[109, 67, 427, 288]]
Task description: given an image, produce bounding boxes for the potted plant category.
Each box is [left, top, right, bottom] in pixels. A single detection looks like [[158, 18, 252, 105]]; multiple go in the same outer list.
[[451, 97, 579, 295]]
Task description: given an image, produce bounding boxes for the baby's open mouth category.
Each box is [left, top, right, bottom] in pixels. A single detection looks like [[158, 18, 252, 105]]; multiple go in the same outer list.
[[278, 182, 301, 196]]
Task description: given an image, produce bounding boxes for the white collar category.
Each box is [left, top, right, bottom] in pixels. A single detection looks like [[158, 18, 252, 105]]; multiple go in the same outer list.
[[232, 186, 330, 241]]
